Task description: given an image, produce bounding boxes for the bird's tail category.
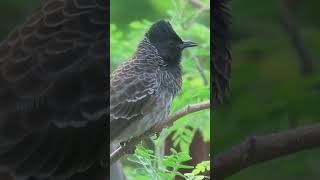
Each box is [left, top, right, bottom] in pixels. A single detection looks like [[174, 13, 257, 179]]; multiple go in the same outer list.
[[110, 144, 126, 180]]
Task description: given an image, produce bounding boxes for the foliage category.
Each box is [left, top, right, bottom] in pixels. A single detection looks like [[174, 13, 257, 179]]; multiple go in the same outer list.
[[124, 146, 193, 180], [185, 161, 210, 180], [124, 146, 210, 180], [111, 0, 210, 179]]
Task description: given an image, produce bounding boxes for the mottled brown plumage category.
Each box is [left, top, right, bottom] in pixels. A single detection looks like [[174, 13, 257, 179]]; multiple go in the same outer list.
[[0, 0, 107, 179]]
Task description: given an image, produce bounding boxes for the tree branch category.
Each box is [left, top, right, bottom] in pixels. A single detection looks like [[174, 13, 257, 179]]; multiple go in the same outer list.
[[110, 101, 210, 165], [194, 56, 209, 86], [279, 2, 314, 75], [189, 0, 209, 10], [213, 124, 320, 179]]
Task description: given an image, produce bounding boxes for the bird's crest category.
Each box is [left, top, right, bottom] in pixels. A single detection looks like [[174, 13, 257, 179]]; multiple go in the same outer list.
[[146, 19, 182, 43]]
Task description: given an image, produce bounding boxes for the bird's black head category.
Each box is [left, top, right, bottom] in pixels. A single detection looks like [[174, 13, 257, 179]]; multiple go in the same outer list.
[[146, 20, 197, 65]]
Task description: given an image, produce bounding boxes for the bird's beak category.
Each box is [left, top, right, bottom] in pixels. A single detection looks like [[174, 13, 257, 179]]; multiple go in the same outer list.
[[179, 40, 198, 49]]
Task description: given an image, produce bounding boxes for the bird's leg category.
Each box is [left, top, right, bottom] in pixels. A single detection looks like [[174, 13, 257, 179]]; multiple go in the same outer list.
[[120, 130, 160, 154], [120, 139, 137, 154]]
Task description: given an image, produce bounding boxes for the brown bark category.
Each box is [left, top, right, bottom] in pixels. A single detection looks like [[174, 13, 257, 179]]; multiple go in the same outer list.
[[213, 124, 320, 179]]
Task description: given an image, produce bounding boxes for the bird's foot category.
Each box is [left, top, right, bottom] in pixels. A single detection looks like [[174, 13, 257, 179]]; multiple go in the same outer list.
[[120, 140, 137, 154], [120, 130, 159, 154]]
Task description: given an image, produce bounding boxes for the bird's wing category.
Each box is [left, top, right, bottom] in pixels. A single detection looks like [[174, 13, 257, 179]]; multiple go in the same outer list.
[[110, 60, 159, 141], [0, 0, 107, 179]]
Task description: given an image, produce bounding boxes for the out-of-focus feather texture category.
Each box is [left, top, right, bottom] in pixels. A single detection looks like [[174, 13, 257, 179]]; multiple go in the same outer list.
[[212, 0, 231, 106], [0, 0, 107, 179]]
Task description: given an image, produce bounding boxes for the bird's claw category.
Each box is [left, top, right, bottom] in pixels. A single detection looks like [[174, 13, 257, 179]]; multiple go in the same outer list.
[[120, 140, 136, 154]]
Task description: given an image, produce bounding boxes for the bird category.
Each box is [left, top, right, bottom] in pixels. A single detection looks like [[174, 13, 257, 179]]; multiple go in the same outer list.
[[0, 0, 107, 180], [212, 0, 232, 106], [110, 20, 197, 145]]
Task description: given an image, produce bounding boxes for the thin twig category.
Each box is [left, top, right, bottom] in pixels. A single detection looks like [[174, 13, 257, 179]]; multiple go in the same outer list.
[[153, 101, 210, 131], [195, 56, 209, 85], [110, 101, 210, 164], [279, 3, 314, 75], [189, 0, 210, 10], [182, 0, 210, 29]]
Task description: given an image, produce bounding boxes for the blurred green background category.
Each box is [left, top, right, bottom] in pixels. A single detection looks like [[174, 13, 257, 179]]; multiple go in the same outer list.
[[214, 0, 320, 179]]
